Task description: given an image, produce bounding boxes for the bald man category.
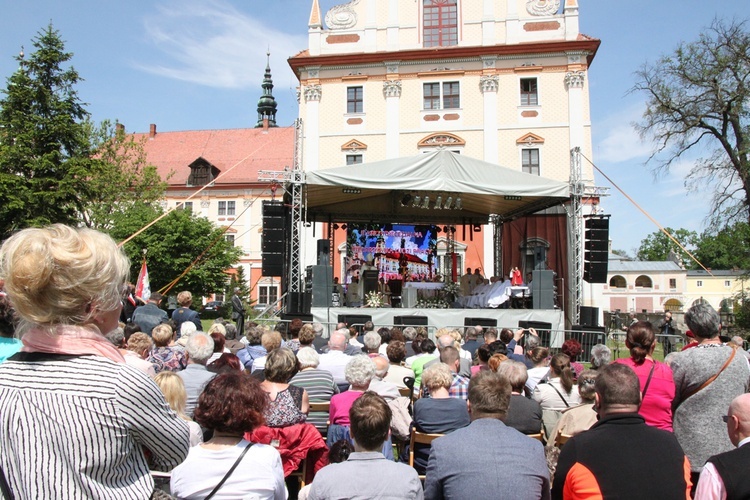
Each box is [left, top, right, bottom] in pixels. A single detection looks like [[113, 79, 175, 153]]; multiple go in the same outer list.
[[318, 331, 352, 387], [696, 393, 750, 499]]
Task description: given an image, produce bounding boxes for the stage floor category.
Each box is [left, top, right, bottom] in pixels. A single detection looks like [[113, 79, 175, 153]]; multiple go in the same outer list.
[[311, 306, 565, 347]]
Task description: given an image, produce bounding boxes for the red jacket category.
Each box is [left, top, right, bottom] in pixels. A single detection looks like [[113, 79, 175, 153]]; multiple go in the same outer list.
[[246, 423, 329, 484]]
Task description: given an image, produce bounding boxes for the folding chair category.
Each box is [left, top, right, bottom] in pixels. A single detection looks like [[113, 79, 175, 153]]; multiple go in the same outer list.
[[555, 433, 571, 448], [408, 429, 444, 479], [308, 401, 331, 439]]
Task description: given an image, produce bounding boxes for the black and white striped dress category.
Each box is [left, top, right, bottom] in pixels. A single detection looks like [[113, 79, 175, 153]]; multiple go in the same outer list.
[[0, 352, 190, 499]]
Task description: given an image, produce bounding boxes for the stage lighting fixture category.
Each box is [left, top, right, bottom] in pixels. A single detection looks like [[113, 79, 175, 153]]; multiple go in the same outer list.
[[401, 194, 412, 206], [412, 196, 421, 207], [443, 196, 453, 210], [434, 195, 443, 209], [421, 196, 430, 209], [473, 224, 481, 232], [333, 223, 339, 229], [443, 226, 449, 233], [455, 197, 463, 210], [341, 224, 347, 230]]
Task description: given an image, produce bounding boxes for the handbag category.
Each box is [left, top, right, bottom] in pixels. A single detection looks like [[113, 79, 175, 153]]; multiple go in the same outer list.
[[204, 442, 254, 500]]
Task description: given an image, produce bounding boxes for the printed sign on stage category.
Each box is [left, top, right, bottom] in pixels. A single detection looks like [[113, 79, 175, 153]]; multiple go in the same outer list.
[[345, 224, 438, 283]]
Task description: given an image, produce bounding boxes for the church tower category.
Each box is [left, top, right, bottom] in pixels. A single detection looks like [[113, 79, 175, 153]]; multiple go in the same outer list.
[[255, 52, 278, 128]]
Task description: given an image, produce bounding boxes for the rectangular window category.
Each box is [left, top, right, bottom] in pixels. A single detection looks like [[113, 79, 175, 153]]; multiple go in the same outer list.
[[258, 285, 279, 306], [522, 149, 540, 175], [218, 201, 226, 216], [520, 78, 538, 106], [227, 201, 236, 216], [697, 280, 703, 287], [423, 0, 458, 47], [423, 82, 460, 110], [177, 201, 193, 211], [442, 82, 460, 109], [225, 234, 235, 246], [347, 86, 363, 114], [725, 280, 731, 287], [346, 154, 363, 165], [669, 278, 677, 289]]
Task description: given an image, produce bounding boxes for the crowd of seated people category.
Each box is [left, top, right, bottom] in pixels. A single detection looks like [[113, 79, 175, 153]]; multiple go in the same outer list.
[[1, 229, 747, 500]]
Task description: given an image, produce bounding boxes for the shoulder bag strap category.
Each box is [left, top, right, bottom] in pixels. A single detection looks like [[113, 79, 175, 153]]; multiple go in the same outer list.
[[204, 442, 254, 500], [546, 381, 570, 408], [640, 361, 657, 400], [681, 346, 737, 403]]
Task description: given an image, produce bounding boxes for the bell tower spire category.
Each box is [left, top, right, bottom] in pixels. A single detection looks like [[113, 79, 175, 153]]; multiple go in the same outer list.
[[255, 51, 278, 129]]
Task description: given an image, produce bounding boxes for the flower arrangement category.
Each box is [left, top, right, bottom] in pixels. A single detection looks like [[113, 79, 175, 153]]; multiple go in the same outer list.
[[442, 279, 460, 296], [365, 290, 385, 308], [416, 297, 451, 309]]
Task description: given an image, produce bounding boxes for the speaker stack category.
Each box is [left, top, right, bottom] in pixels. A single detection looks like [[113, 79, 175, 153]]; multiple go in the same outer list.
[[531, 270, 555, 309], [584, 216, 610, 284], [262, 201, 286, 277]]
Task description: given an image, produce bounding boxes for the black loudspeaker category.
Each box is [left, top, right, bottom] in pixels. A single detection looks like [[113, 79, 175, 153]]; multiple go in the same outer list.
[[464, 317, 498, 328], [394, 315, 428, 327], [532, 270, 555, 309], [305, 265, 332, 308], [570, 326, 607, 363], [362, 270, 379, 298], [262, 201, 286, 276], [337, 314, 372, 334], [533, 247, 547, 270], [584, 215, 610, 284], [580, 306, 599, 327], [317, 239, 330, 266], [518, 320, 553, 347], [287, 292, 307, 314]]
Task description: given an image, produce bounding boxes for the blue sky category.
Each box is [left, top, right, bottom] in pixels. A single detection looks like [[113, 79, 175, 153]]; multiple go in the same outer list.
[[1, 0, 748, 256]]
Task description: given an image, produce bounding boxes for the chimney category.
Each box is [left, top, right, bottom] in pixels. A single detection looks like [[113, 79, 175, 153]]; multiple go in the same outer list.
[[115, 123, 125, 134], [149, 123, 157, 138], [262, 118, 269, 132]]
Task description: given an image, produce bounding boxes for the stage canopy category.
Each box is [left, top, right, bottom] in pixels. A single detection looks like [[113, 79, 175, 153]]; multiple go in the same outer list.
[[304, 150, 570, 224]]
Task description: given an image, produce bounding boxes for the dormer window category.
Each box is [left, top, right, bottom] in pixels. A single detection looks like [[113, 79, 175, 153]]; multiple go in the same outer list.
[[187, 157, 220, 187], [423, 0, 458, 48]]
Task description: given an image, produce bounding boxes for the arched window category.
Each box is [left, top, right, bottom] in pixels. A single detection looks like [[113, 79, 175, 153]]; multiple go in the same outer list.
[[635, 275, 653, 288], [609, 275, 626, 288], [664, 299, 682, 312], [423, 0, 458, 47]]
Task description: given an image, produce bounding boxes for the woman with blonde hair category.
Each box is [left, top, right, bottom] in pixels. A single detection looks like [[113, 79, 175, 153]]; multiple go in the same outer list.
[[0, 224, 189, 498], [154, 371, 203, 446], [148, 322, 187, 373]]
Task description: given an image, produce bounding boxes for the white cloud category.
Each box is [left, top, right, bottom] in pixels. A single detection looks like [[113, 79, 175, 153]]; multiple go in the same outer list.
[[594, 103, 653, 163], [136, 0, 307, 89]]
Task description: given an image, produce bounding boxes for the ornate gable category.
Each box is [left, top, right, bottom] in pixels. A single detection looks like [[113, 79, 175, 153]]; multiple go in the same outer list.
[[516, 133, 545, 145], [417, 133, 466, 148], [341, 139, 368, 151]]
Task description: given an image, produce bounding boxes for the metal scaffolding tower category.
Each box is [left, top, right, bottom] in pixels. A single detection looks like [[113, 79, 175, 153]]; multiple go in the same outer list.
[[568, 147, 584, 326], [258, 119, 305, 297]]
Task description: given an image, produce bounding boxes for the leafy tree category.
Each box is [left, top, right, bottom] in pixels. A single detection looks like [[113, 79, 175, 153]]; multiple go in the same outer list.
[[636, 227, 698, 264], [695, 222, 750, 270], [0, 25, 168, 238], [633, 19, 750, 226], [77, 120, 167, 229], [108, 204, 242, 298], [611, 249, 633, 259], [0, 24, 90, 238]]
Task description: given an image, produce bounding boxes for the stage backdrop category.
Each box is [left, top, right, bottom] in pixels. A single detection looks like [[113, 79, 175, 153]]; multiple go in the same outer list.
[[344, 224, 438, 283]]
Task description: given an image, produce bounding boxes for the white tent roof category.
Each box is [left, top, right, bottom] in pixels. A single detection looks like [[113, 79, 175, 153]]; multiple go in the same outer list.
[[304, 150, 570, 224]]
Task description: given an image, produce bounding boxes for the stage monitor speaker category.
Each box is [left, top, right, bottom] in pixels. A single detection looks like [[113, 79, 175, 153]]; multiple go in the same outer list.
[[464, 317, 498, 328], [317, 239, 330, 266], [281, 312, 313, 323], [570, 325, 607, 363], [305, 265, 332, 308], [337, 314, 372, 335], [393, 315, 428, 327], [580, 306, 599, 327], [518, 320, 553, 347]]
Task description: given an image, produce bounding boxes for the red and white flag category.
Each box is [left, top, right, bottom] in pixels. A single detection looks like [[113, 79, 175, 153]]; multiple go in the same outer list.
[[134, 257, 151, 302]]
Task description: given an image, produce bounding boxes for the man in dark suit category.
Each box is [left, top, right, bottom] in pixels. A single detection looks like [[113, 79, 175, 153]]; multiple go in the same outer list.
[[424, 371, 549, 500], [231, 288, 246, 338]]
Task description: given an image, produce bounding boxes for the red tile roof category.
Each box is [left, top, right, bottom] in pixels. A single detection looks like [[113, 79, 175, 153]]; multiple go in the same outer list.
[[131, 127, 295, 187]]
